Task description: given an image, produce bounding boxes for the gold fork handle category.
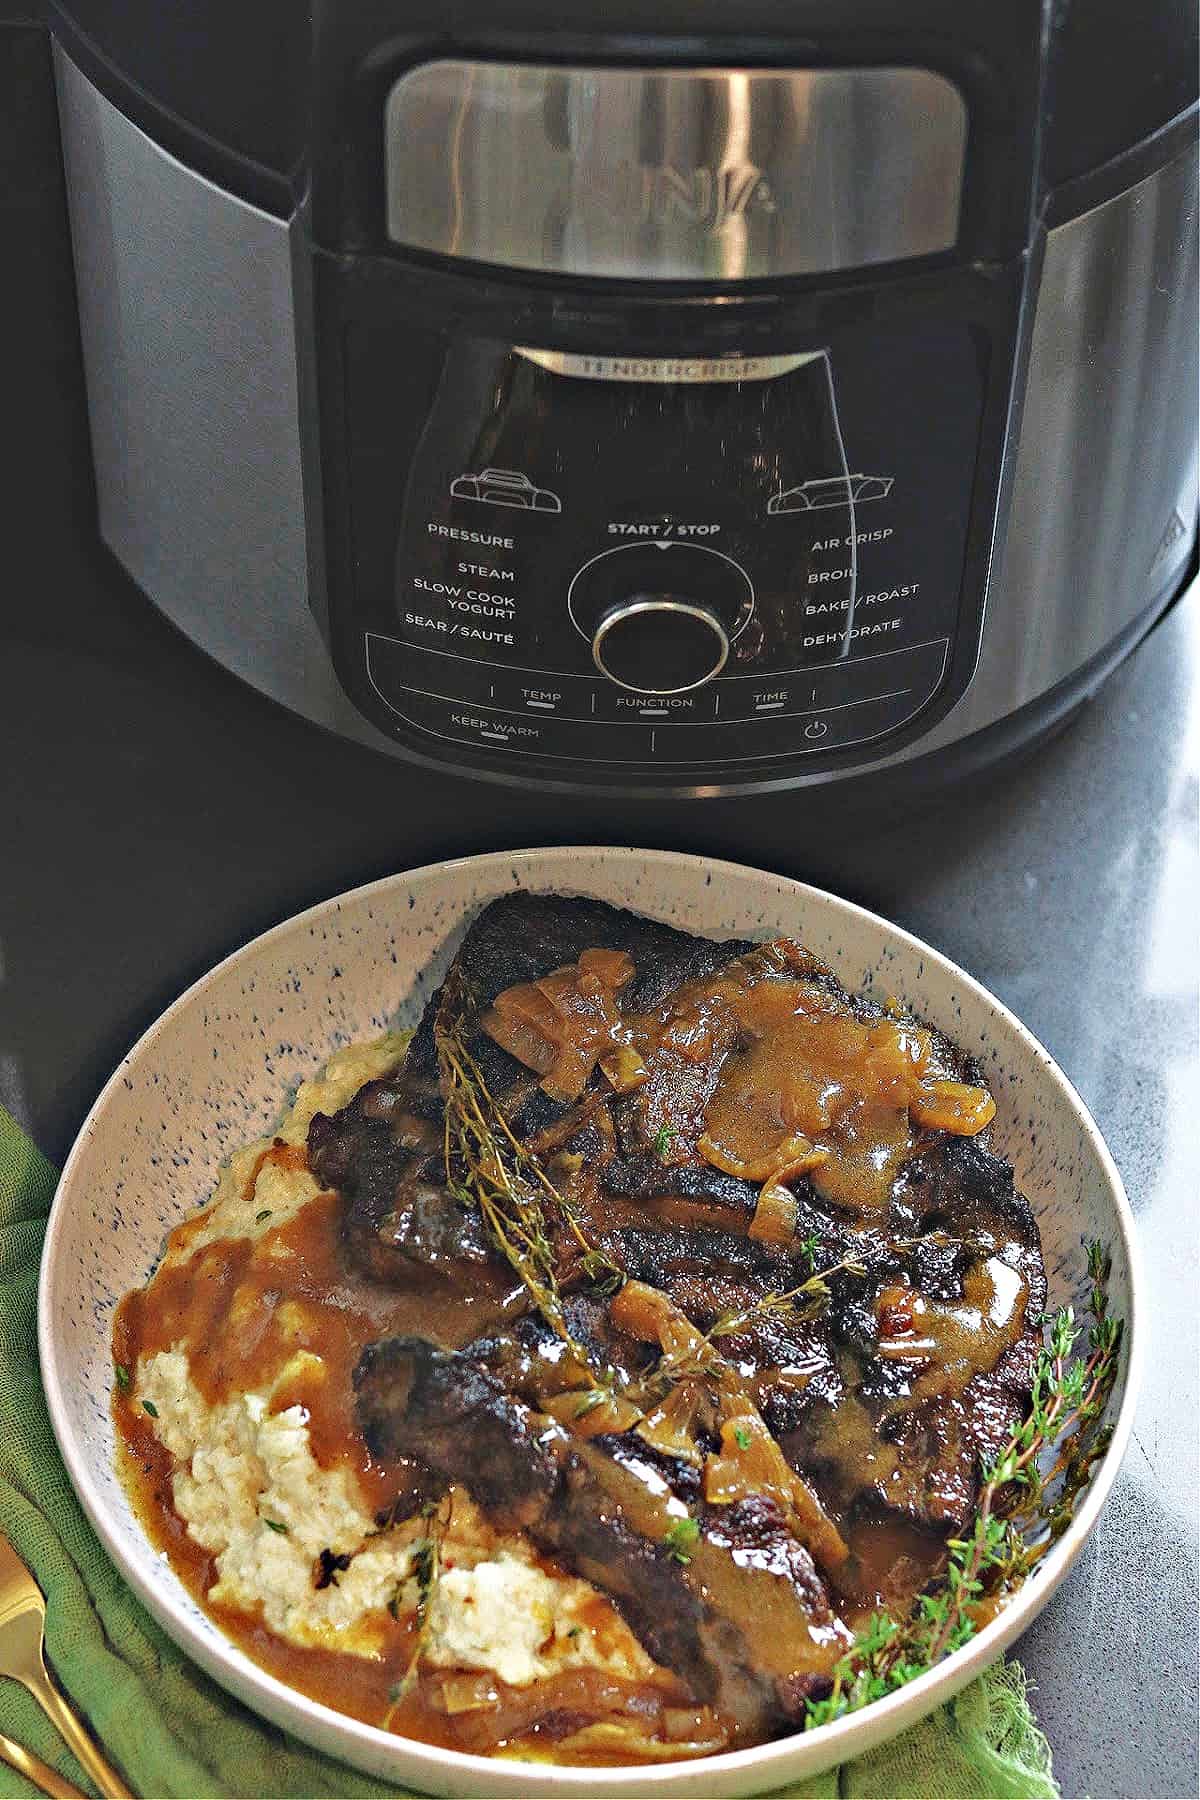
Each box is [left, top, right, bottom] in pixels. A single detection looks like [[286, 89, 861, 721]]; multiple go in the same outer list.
[[21, 1669, 134, 1799], [0, 1729, 90, 1800]]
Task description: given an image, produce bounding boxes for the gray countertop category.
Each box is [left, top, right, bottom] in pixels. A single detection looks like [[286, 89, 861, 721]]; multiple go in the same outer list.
[[3, 555, 1197, 1795]]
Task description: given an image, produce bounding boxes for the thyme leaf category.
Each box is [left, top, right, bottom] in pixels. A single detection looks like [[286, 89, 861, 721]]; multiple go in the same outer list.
[[663, 1516, 700, 1564]]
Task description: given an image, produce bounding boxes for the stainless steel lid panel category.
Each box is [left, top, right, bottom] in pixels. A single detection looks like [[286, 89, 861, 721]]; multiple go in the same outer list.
[[384, 62, 968, 281]]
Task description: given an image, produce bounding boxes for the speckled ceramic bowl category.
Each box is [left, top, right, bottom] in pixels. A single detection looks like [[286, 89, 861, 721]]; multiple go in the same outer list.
[[39, 849, 1140, 1798]]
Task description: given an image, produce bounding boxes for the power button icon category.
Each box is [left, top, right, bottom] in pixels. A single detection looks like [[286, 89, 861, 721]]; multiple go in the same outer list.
[[804, 719, 830, 740]]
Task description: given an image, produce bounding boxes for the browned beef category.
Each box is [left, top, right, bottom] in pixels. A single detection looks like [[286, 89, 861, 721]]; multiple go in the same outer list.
[[404, 892, 754, 1118], [355, 1335, 847, 1739], [313, 893, 1047, 1707], [308, 894, 752, 1283], [601, 1156, 758, 1217], [789, 1137, 1048, 1531]]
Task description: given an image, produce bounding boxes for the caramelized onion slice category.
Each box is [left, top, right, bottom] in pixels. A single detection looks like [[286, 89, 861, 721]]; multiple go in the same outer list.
[[598, 1044, 649, 1093], [542, 1388, 644, 1439], [862, 1021, 933, 1085], [482, 948, 636, 1102], [441, 1666, 685, 1755], [662, 1706, 727, 1744], [481, 1009, 558, 1077], [435, 1672, 502, 1715], [704, 1414, 850, 1577], [493, 980, 562, 1033], [610, 1281, 707, 1363], [635, 1379, 706, 1465], [910, 1078, 996, 1135], [698, 1128, 827, 1186], [551, 1718, 730, 1761], [440, 1663, 665, 1749], [748, 1181, 799, 1247], [660, 1004, 723, 1065], [577, 947, 636, 988]]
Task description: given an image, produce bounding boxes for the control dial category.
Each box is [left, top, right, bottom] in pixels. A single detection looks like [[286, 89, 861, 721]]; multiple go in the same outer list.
[[593, 598, 729, 693], [567, 541, 753, 697]]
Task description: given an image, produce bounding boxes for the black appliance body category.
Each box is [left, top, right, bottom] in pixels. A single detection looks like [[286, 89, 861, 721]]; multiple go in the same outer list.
[[42, 0, 1200, 798]]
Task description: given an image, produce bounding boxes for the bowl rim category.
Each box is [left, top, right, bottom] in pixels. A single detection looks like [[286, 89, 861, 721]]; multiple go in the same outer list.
[[38, 846, 1143, 1792]]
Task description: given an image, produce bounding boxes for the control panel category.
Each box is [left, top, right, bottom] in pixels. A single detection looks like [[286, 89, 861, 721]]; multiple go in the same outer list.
[[335, 321, 988, 778]]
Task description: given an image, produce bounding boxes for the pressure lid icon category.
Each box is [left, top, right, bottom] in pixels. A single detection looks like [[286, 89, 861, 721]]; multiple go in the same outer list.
[[450, 468, 562, 512]]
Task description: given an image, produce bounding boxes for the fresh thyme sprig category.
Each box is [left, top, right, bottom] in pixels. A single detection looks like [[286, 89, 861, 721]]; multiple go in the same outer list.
[[707, 1252, 868, 1341], [439, 1031, 564, 1326], [435, 1019, 625, 1417], [804, 1240, 1123, 1730], [625, 1253, 867, 1409], [436, 1024, 622, 1327]]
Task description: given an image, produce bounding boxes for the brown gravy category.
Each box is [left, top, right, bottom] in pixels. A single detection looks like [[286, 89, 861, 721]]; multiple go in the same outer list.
[[113, 1156, 692, 1760], [485, 945, 995, 1213]]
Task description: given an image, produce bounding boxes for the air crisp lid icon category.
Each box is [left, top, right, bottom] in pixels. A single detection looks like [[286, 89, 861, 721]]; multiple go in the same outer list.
[[767, 474, 894, 514]]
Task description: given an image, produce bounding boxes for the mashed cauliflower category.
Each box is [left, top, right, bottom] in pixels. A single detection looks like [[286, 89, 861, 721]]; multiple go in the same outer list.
[[168, 1033, 411, 1262], [130, 1034, 658, 1692], [138, 1344, 651, 1683]]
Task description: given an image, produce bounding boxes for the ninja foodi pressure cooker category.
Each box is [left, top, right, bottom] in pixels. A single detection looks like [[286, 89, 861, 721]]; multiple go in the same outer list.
[[48, 0, 1198, 797]]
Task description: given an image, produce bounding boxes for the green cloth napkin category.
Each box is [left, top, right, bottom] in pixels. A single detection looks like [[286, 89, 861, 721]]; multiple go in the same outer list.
[[0, 1104, 1057, 1800]]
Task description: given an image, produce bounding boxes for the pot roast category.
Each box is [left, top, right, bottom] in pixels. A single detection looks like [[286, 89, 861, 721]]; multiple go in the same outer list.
[[308, 893, 1046, 1745]]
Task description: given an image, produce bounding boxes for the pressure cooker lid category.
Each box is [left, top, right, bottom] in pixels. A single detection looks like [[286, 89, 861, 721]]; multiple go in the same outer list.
[[47, 0, 1197, 226], [1042, 0, 1198, 188], [46, 0, 307, 213]]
